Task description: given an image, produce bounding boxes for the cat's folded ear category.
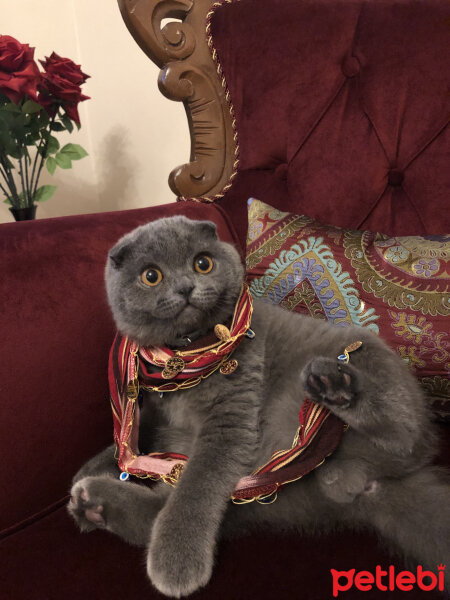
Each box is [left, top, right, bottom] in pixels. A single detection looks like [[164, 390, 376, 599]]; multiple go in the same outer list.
[[109, 239, 132, 269], [194, 220, 217, 239]]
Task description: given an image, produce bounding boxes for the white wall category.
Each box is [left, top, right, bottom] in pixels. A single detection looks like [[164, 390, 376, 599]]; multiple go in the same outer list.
[[0, 0, 189, 223]]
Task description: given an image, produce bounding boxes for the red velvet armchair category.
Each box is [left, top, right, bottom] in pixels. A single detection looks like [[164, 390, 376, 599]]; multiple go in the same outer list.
[[1, 1, 449, 599]]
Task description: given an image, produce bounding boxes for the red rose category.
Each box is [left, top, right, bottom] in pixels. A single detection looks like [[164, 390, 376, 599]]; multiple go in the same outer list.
[[0, 35, 41, 104], [38, 52, 90, 124]]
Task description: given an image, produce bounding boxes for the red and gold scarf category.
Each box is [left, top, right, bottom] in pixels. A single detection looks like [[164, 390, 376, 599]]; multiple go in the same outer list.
[[108, 284, 346, 503]]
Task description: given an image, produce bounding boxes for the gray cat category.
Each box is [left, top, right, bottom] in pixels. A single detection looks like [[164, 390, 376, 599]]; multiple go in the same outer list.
[[69, 216, 450, 598]]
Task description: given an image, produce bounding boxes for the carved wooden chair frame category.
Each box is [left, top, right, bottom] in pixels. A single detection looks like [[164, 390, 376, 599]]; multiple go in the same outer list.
[[118, 0, 237, 201]]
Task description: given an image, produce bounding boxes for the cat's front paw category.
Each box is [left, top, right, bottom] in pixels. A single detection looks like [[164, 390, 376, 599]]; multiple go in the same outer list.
[[147, 510, 214, 598], [302, 357, 356, 410]]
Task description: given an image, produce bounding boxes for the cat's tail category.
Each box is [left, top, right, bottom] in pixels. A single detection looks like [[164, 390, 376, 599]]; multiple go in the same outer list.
[[353, 466, 450, 591]]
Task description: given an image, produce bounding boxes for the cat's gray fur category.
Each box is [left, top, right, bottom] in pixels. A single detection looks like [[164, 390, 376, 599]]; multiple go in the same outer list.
[[69, 216, 450, 598]]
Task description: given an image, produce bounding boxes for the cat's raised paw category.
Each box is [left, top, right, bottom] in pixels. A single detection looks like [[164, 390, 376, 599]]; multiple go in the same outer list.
[[302, 357, 356, 409]]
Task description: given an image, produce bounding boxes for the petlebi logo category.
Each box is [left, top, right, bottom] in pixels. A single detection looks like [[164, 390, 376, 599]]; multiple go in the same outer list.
[[331, 564, 446, 597]]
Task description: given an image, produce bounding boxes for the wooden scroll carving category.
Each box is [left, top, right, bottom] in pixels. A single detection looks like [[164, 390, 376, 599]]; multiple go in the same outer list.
[[118, 0, 237, 200]]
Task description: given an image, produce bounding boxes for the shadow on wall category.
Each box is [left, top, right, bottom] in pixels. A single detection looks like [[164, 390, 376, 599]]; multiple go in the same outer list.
[[97, 128, 137, 214], [0, 127, 137, 223]]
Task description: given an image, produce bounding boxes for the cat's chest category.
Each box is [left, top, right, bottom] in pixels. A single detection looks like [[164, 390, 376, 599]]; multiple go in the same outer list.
[[149, 384, 215, 433]]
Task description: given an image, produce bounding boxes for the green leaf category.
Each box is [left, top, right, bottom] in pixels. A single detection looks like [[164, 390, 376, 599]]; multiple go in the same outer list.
[[5, 146, 21, 159], [54, 151, 72, 169], [50, 121, 65, 132], [0, 132, 17, 156], [9, 113, 27, 140], [60, 143, 88, 160], [60, 113, 73, 133], [3, 103, 21, 113], [3, 191, 24, 205], [22, 100, 43, 114], [39, 111, 50, 127], [26, 117, 41, 141], [46, 135, 60, 155], [46, 156, 57, 175], [34, 184, 57, 203], [0, 110, 15, 126]]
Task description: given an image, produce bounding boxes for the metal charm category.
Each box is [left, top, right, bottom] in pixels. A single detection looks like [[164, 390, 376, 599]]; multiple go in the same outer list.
[[162, 356, 185, 379], [345, 341, 363, 353], [168, 463, 184, 483], [220, 359, 239, 375], [337, 341, 363, 364]]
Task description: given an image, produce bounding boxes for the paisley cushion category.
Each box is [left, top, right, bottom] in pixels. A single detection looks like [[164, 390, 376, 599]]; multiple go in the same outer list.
[[246, 198, 450, 420]]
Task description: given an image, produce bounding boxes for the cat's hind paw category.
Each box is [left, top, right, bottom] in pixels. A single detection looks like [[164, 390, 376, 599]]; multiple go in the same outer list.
[[68, 476, 108, 531], [316, 461, 374, 503], [302, 357, 356, 409]]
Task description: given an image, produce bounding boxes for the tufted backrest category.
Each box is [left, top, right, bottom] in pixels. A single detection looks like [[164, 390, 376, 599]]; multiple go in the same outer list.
[[208, 0, 450, 240]]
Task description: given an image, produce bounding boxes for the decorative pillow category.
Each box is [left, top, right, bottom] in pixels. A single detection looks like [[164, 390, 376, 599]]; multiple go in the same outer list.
[[246, 199, 450, 421]]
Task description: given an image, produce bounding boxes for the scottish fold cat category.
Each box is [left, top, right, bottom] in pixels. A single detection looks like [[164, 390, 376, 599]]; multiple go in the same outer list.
[[69, 216, 449, 598]]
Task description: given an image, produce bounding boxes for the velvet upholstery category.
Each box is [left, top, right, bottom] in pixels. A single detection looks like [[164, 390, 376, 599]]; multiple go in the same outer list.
[[212, 0, 450, 241], [1, 1, 449, 598]]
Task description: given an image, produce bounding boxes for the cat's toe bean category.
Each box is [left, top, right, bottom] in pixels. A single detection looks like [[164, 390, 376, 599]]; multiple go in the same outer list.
[[84, 505, 105, 526], [307, 373, 322, 392], [302, 357, 355, 408], [364, 480, 378, 494]]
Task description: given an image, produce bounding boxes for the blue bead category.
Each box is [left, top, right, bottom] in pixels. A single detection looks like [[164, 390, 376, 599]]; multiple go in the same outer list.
[[119, 472, 130, 482]]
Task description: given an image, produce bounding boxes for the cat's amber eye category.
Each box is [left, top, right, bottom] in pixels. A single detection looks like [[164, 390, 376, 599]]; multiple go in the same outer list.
[[141, 267, 163, 287], [194, 254, 214, 274]]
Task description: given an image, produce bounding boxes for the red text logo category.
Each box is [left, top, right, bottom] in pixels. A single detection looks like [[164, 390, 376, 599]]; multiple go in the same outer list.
[[330, 564, 446, 597]]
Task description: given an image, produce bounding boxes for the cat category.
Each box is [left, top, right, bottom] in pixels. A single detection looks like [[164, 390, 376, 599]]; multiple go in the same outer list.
[[68, 215, 450, 598]]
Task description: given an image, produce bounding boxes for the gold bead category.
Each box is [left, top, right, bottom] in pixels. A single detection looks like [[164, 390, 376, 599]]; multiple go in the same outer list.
[[214, 324, 231, 341], [345, 341, 363, 354]]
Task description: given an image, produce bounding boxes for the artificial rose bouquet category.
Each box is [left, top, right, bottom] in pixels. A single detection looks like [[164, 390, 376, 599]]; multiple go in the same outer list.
[[0, 35, 89, 219]]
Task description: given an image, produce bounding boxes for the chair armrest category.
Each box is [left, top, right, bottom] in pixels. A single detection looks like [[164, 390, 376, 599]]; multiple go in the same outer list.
[[0, 201, 237, 535]]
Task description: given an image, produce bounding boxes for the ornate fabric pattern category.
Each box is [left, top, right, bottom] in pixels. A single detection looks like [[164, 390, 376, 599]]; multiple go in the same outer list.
[[246, 199, 450, 420], [344, 231, 449, 315]]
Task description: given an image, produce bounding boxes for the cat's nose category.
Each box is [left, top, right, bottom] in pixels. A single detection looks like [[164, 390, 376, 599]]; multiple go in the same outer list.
[[177, 285, 194, 299]]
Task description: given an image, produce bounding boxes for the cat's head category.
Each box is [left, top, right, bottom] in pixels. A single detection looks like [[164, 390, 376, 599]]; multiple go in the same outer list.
[[105, 216, 245, 347]]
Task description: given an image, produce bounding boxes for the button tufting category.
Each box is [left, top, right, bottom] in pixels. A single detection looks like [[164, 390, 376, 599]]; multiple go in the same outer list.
[[342, 55, 360, 78], [275, 163, 288, 180], [387, 169, 404, 187]]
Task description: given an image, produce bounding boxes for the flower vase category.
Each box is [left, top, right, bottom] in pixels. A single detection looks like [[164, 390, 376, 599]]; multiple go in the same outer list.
[[9, 205, 37, 221]]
